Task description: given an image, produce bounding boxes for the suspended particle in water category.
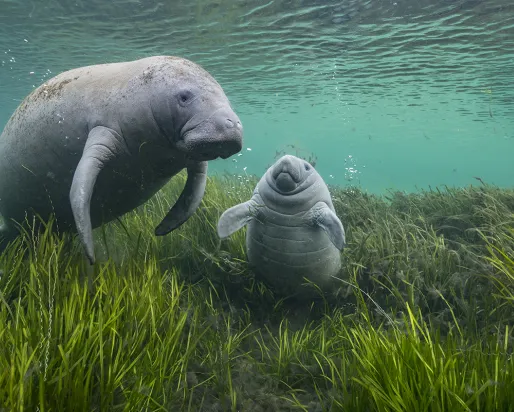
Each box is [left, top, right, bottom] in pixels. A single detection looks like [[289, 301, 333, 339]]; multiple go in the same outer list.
[[343, 154, 361, 183]]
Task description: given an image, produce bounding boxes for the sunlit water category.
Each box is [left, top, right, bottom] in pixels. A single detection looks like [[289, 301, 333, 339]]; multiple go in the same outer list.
[[1, 0, 513, 193]]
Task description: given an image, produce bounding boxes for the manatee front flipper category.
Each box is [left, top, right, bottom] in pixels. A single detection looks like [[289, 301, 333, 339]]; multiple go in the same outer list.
[[154, 161, 208, 236], [308, 202, 346, 250], [217, 196, 262, 239], [70, 126, 129, 265]]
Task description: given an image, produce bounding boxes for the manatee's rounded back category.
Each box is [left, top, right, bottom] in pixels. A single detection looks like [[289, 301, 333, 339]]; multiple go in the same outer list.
[[245, 155, 342, 296], [0, 56, 242, 231], [0, 60, 154, 229], [0, 63, 103, 227]]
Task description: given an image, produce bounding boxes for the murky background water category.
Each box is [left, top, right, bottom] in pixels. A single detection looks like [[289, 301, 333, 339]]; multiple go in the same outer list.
[[1, 0, 513, 193]]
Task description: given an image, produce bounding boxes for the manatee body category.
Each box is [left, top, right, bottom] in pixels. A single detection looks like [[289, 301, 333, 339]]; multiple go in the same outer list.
[[217, 155, 346, 296], [0, 56, 243, 264]]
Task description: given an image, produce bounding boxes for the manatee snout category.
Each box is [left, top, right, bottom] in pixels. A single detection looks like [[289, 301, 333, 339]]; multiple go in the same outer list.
[[180, 107, 243, 161], [214, 110, 243, 159], [272, 155, 304, 192]]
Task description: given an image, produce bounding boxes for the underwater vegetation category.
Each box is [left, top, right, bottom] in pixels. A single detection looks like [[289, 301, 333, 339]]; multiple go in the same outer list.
[[1, 171, 514, 411]]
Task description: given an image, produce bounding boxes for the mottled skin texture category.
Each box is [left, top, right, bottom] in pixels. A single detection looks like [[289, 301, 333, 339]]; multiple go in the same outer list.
[[217, 155, 346, 296], [0, 55, 243, 264]]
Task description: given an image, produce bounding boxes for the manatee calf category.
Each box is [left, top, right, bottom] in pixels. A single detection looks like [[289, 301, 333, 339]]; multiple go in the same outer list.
[[0, 56, 243, 264], [217, 155, 346, 296]]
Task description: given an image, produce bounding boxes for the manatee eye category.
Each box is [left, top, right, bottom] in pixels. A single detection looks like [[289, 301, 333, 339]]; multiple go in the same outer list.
[[177, 90, 194, 106], [304, 163, 311, 171]]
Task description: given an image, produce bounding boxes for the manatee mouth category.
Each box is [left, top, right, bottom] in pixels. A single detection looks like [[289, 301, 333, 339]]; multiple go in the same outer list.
[[177, 135, 242, 161], [178, 110, 243, 161], [272, 159, 302, 192], [275, 172, 297, 192], [270, 155, 316, 193]]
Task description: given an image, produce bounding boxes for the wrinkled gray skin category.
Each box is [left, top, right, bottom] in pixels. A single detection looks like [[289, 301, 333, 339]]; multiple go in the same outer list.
[[0, 56, 243, 264], [217, 155, 345, 296]]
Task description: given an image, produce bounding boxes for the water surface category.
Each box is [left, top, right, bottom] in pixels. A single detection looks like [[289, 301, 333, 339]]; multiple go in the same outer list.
[[1, 0, 513, 192]]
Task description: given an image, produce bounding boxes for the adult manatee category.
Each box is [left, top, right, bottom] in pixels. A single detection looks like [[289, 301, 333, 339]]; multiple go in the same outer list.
[[0, 55, 243, 264], [217, 155, 345, 296]]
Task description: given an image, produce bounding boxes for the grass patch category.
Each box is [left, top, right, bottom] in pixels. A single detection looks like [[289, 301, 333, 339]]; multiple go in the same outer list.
[[1, 172, 514, 411]]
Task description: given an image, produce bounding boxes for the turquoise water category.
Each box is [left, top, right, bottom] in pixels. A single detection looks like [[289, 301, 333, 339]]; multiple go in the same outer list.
[[1, 0, 513, 193]]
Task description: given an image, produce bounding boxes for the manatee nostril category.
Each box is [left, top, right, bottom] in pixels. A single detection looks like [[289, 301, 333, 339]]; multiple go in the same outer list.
[[225, 118, 234, 128]]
